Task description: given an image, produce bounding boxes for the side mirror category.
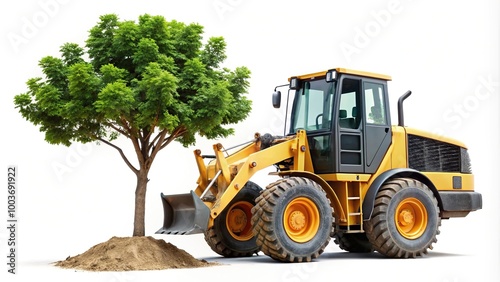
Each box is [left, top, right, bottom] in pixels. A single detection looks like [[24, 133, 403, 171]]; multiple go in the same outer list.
[[272, 91, 281, 108]]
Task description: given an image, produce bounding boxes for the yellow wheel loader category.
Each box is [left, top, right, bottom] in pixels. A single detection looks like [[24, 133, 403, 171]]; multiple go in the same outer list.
[[156, 68, 482, 262]]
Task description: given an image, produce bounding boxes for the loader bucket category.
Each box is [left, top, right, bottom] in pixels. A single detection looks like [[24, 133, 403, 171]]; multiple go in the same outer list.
[[155, 190, 210, 235]]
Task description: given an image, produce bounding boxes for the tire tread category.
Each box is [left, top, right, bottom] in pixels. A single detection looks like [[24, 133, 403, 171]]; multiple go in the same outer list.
[[251, 177, 332, 262], [365, 178, 441, 258]]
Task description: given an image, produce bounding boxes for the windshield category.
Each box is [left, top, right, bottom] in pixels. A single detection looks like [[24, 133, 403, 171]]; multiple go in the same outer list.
[[289, 79, 335, 134]]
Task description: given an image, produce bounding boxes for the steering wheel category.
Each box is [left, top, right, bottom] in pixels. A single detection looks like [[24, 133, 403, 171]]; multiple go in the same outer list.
[[315, 114, 323, 130]]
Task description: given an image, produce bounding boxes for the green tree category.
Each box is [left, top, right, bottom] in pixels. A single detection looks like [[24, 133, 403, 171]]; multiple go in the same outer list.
[[14, 14, 252, 236]]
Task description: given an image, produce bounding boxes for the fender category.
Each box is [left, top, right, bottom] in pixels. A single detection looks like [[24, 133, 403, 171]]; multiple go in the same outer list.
[[362, 168, 443, 221]]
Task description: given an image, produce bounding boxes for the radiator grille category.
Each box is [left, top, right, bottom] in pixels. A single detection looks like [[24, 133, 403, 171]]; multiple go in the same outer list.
[[408, 134, 463, 172]]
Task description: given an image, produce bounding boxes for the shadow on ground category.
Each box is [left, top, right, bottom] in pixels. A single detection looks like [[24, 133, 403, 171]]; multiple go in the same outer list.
[[201, 250, 469, 264]]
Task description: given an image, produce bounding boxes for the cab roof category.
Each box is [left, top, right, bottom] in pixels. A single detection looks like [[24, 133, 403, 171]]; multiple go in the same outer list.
[[290, 68, 392, 81]]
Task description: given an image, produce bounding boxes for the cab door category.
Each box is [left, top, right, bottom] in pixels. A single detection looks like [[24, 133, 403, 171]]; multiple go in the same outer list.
[[335, 77, 391, 174], [337, 76, 364, 173], [362, 80, 391, 173]]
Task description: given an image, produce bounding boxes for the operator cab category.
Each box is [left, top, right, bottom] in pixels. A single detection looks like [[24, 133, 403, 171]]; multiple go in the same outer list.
[[273, 68, 392, 174]]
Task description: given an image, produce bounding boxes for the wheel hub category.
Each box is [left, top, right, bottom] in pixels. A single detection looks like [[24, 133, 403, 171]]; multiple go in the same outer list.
[[394, 197, 428, 239], [283, 197, 320, 243], [228, 208, 247, 233], [289, 211, 307, 231], [398, 209, 414, 226], [226, 201, 254, 241]]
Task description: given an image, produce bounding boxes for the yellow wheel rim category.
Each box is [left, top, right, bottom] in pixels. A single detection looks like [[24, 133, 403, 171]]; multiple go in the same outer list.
[[226, 201, 254, 241], [283, 197, 320, 243], [395, 197, 428, 239]]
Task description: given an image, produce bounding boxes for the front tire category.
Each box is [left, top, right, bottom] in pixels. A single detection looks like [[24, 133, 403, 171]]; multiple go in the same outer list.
[[251, 177, 333, 262], [204, 181, 262, 257], [365, 178, 441, 258]]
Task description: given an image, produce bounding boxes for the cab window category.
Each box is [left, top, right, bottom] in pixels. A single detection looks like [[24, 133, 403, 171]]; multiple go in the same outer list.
[[339, 78, 361, 129], [290, 79, 335, 133], [364, 82, 387, 125]]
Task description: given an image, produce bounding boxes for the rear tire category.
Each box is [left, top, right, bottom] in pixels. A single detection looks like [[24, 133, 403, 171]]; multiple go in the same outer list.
[[204, 181, 262, 257], [251, 177, 333, 262], [365, 178, 440, 258]]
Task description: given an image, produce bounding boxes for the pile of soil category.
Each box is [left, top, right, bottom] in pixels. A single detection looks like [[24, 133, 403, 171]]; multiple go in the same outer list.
[[55, 236, 215, 271]]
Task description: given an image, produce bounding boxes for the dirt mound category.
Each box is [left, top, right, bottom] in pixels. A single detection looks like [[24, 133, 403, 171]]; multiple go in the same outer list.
[[55, 236, 215, 271]]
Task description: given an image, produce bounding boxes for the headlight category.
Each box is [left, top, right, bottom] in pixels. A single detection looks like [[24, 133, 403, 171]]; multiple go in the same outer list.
[[326, 69, 337, 82], [289, 77, 300, 90]]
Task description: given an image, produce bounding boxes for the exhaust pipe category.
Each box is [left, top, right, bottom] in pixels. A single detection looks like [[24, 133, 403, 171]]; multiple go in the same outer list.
[[398, 90, 412, 127]]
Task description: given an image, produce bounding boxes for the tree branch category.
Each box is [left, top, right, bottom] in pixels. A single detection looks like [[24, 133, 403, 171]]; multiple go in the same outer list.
[[150, 130, 163, 148], [107, 122, 130, 137], [119, 115, 136, 138], [159, 126, 187, 151], [97, 137, 139, 174], [149, 129, 169, 166], [115, 115, 145, 169], [144, 116, 159, 141]]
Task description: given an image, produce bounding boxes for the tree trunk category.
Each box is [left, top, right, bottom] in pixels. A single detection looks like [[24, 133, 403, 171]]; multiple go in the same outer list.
[[133, 169, 149, 236]]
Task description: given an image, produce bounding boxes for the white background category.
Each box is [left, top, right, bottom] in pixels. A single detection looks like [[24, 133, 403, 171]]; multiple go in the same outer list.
[[1, 0, 499, 281]]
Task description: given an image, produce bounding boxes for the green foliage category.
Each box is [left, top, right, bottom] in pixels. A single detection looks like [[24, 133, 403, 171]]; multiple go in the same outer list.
[[14, 13, 252, 149]]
